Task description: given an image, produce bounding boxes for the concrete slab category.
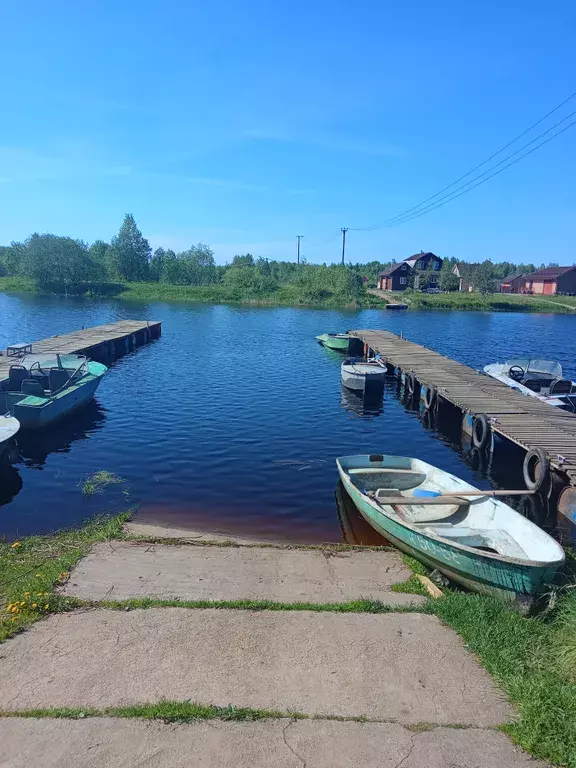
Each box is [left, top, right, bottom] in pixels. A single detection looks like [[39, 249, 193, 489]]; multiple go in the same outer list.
[[0, 609, 511, 725], [0, 718, 548, 768], [63, 541, 424, 606], [124, 522, 266, 545]]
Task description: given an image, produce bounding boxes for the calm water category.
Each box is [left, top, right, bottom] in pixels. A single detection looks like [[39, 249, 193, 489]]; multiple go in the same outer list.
[[1, 292, 575, 542]]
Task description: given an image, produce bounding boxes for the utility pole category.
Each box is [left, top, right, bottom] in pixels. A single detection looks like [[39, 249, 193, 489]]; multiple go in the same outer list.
[[341, 228, 348, 265], [297, 235, 303, 264]]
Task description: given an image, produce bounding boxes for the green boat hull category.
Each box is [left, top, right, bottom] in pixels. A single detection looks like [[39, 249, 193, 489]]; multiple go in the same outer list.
[[316, 333, 350, 351], [341, 478, 558, 604]]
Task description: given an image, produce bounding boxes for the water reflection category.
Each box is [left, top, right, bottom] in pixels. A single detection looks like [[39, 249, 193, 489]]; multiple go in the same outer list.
[[340, 385, 384, 419], [335, 481, 389, 546], [15, 400, 107, 469], [0, 462, 23, 507]]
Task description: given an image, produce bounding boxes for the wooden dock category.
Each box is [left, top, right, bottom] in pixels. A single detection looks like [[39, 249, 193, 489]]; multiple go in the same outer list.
[[350, 329, 576, 486], [0, 320, 161, 378]]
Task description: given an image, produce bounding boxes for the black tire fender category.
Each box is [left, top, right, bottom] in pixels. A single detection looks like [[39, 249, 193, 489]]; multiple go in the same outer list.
[[472, 413, 491, 450], [406, 372, 416, 395], [424, 384, 437, 411], [523, 448, 550, 492]]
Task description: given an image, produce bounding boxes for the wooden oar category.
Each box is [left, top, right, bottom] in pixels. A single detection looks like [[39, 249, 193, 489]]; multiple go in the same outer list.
[[372, 489, 535, 506], [417, 489, 535, 498]]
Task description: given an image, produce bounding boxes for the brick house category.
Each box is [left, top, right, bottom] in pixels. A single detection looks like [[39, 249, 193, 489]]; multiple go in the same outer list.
[[522, 266, 576, 295], [378, 252, 443, 291]]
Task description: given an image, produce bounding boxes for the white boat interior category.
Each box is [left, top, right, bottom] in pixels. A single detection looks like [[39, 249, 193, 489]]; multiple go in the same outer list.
[[484, 359, 576, 411], [340, 455, 564, 565]]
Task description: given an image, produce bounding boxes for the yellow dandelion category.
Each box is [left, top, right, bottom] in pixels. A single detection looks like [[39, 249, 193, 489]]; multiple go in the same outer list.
[[11, 541, 21, 549], [10, 617, 17, 622], [31, 603, 38, 609], [24, 592, 30, 597], [35, 573, 41, 578], [44, 604, 49, 610], [19, 601, 25, 607]]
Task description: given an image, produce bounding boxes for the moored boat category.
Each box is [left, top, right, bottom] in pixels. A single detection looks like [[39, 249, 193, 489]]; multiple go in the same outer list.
[[341, 359, 386, 391], [336, 454, 565, 604], [316, 332, 351, 351], [0, 414, 20, 458], [0, 353, 107, 429], [484, 358, 576, 412]]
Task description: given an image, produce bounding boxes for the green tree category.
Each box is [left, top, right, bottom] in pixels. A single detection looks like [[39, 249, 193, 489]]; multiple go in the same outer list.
[[223, 266, 277, 294], [439, 265, 460, 292], [232, 253, 254, 267], [110, 214, 151, 282], [474, 261, 496, 294], [22, 233, 101, 290], [89, 240, 112, 278], [149, 248, 166, 282]]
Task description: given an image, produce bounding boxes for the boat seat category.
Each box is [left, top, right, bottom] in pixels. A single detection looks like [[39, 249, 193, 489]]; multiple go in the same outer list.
[[49, 367, 70, 393], [9, 365, 27, 392], [423, 525, 527, 559], [21, 379, 46, 397], [396, 502, 462, 523], [551, 378, 573, 394]]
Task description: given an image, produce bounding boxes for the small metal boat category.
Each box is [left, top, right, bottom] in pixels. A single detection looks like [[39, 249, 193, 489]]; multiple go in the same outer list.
[[316, 332, 351, 351], [337, 454, 565, 604], [0, 353, 107, 429], [341, 358, 386, 391], [0, 414, 20, 458], [484, 358, 576, 412]]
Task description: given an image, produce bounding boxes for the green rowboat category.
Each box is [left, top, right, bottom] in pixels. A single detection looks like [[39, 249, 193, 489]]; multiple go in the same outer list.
[[337, 454, 564, 605], [316, 333, 351, 351]]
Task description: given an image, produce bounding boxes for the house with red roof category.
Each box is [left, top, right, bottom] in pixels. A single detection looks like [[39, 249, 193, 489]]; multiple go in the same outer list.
[[522, 266, 576, 295]]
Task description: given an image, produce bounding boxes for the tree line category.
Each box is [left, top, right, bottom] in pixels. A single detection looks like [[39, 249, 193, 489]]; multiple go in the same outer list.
[[0, 213, 555, 298]]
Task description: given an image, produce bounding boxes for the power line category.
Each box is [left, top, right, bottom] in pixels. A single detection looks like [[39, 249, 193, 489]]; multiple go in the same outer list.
[[351, 89, 576, 232], [379, 117, 576, 228], [379, 106, 576, 228]]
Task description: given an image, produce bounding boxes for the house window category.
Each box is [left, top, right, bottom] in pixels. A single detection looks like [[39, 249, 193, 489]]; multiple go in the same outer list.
[[399, 277, 407, 285], [434, 261, 440, 270], [429, 276, 437, 284], [401, 264, 406, 270], [416, 260, 423, 269]]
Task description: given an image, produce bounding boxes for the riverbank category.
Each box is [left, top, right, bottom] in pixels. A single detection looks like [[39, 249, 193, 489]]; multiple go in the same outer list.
[[2, 276, 575, 313], [2, 514, 576, 766]]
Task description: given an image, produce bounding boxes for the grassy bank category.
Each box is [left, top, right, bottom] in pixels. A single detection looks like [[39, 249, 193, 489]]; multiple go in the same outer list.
[[3, 275, 575, 313], [0, 513, 129, 642], [405, 290, 576, 313]]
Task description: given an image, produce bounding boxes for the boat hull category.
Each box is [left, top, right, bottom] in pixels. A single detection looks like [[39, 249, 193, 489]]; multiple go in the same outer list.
[[338, 467, 559, 603], [12, 363, 106, 429], [341, 364, 385, 391], [316, 334, 350, 351]]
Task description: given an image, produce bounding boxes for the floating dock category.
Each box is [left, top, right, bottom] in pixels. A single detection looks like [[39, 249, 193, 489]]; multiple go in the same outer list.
[[0, 320, 161, 378], [350, 329, 576, 487]]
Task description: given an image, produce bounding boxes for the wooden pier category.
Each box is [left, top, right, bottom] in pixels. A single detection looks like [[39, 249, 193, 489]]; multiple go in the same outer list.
[[0, 320, 161, 377], [350, 329, 576, 486]]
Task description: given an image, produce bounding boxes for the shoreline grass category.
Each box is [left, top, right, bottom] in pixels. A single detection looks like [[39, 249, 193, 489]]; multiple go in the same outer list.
[[1, 275, 574, 313], [0, 513, 129, 642]]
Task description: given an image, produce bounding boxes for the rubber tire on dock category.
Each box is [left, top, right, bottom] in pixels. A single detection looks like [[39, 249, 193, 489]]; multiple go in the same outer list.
[[406, 372, 417, 395], [472, 413, 491, 450], [423, 384, 437, 411], [523, 448, 550, 492]]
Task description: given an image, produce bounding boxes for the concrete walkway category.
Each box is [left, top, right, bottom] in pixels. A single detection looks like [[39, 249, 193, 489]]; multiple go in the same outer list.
[[61, 541, 424, 605], [0, 527, 549, 767]]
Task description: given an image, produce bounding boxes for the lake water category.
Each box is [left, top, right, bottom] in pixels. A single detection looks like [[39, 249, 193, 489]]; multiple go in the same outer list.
[[1, 292, 575, 543]]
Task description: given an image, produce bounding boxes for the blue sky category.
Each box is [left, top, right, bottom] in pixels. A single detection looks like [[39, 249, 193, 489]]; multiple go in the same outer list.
[[0, 0, 574, 265]]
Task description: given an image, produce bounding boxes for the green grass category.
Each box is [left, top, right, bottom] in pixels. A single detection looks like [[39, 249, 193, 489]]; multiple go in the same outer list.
[[80, 470, 125, 496], [0, 513, 129, 642], [432, 591, 576, 766], [405, 291, 576, 313], [550, 589, 576, 682], [89, 596, 428, 613]]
